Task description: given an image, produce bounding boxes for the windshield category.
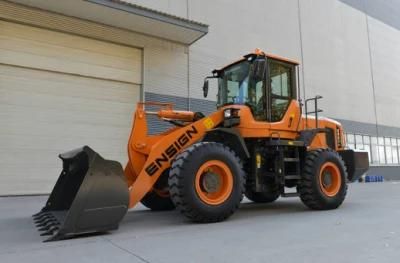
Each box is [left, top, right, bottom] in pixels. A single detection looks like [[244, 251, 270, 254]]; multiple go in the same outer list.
[[217, 59, 266, 118]]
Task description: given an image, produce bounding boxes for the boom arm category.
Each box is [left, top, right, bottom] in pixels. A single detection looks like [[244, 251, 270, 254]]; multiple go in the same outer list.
[[125, 103, 224, 208]]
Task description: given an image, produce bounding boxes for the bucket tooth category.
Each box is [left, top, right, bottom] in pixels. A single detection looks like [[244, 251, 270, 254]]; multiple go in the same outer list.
[[39, 225, 60, 237], [34, 216, 51, 223], [38, 226, 49, 231], [36, 219, 57, 227], [39, 224, 59, 232], [33, 211, 49, 218], [43, 218, 56, 223], [38, 225, 51, 232], [38, 221, 59, 230], [36, 218, 55, 226], [40, 230, 55, 236], [37, 223, 51, 228], [35, 219, 46, 225], [34, 214, 54, 222], [33, 213, 49, 220]]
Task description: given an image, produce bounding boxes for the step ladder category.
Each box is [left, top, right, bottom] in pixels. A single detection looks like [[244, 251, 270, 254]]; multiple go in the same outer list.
[[272, 143, 302, 197]]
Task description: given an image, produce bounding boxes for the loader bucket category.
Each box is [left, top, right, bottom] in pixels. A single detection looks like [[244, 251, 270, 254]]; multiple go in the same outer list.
[[33, 146, 129, 242]]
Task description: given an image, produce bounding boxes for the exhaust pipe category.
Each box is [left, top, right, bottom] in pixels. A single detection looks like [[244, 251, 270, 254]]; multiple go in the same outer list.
[[33, 146, 129, 242]]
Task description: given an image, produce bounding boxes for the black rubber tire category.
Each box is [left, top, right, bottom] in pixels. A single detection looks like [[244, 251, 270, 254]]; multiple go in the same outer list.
[[298, 148, 348, 210], [141, 170, 175, 211], [245, 183, 280, 203], [169, 142, 245, 223]]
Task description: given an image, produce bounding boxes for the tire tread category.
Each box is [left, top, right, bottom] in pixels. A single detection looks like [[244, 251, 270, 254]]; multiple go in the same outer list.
[[298, 148, 348, 210], [169, 142, 245, 222]]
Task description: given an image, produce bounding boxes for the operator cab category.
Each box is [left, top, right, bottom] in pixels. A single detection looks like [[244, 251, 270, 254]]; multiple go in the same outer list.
[[203, 49, 299, 122]]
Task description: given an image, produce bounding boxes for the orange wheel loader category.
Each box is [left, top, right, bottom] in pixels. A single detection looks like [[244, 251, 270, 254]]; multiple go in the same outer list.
[[33, 49, 369, 241]]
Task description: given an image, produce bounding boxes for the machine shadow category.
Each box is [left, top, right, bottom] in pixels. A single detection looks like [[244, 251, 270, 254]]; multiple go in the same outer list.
[[120, 199, 309, 229]]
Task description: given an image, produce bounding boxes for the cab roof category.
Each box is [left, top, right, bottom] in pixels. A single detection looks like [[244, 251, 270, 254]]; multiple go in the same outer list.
[[214, 48, 299, 74]]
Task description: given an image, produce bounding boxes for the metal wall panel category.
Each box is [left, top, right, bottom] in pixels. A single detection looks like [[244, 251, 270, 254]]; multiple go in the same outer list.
[[0, 22, 141, 195], [0, 21, 142, 84]]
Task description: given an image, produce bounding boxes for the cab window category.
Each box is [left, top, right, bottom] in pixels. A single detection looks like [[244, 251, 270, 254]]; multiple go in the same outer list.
[[268, 60, 295, 122]]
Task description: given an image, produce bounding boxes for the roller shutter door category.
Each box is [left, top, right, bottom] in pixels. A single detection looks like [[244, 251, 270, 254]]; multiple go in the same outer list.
[[0, 21, 142, 195]]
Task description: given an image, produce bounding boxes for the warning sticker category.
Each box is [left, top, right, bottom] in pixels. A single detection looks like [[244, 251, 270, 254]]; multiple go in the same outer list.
[[203, 118, 214, 130]]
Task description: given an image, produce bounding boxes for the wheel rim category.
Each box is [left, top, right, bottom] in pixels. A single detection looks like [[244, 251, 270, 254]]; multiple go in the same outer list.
[[152, 170, 170, 198], [153, 188, 170, 198], [195, 160, 234, 205], [319, 162, 342, 197]]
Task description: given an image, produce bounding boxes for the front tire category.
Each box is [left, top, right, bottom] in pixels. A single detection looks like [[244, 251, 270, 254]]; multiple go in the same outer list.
[[169, 142, 245, 222], [298, 148, 348, 210]]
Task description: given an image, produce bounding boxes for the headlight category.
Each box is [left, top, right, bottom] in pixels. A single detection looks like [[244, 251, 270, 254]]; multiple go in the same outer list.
[[223, 108, 240, 127], [224, 109, 232, 118], [224, 108, 240, 118]]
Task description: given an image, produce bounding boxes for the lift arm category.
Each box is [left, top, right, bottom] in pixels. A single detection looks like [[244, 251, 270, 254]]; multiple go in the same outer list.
[[125, 103, 224, 208]]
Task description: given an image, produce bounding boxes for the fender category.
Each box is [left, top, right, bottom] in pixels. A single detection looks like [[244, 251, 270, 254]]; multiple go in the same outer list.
[[203, 128, 250, 159]]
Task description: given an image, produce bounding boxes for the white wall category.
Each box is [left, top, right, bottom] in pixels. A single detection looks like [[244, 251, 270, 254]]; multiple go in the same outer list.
[[299, 0, 376, 124], [368, 17, 400, 127]]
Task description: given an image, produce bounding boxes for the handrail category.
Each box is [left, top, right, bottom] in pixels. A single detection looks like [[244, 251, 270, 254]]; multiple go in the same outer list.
[[305, 95, 323, 129]]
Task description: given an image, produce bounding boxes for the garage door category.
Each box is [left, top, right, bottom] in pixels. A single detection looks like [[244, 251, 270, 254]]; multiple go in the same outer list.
[[0, 21, 142, 195]]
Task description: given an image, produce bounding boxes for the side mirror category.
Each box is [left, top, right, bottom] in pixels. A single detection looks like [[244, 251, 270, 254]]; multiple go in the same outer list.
[[203, 79, 209, 98]]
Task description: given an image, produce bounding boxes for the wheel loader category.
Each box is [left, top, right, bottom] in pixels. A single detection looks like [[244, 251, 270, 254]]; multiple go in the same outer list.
[[33, 49, 369, 241]]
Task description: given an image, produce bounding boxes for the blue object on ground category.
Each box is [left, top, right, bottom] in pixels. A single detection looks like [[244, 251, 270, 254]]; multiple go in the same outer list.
[[365, 175, 384, 183]]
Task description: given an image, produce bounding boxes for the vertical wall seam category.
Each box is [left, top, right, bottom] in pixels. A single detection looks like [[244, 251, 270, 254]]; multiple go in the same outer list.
[[186, 0, 191, 110], [186, 0, 191, 111], [187, 48, 191, 110], [141, 47, 145, 101], [297, 0, 306, 100], [363, 2, 380, 138]]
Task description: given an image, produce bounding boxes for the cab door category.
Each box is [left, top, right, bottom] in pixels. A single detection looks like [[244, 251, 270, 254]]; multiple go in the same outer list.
[[267, 58, 300, 136]]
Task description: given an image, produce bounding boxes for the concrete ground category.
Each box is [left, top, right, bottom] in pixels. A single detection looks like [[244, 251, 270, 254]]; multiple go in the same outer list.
[[1, 182, 399, 263]]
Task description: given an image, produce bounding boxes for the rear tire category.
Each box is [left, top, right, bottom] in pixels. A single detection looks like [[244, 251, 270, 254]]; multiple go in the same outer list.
[[298, 148, 348, 210], [141, 170, 175, 211], [169, 142, 245, 222]]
